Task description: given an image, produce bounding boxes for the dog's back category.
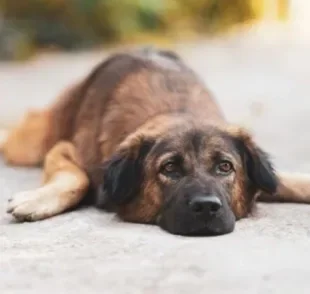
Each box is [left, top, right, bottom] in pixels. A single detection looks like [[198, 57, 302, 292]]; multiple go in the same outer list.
[[49, 48, 224, 171]]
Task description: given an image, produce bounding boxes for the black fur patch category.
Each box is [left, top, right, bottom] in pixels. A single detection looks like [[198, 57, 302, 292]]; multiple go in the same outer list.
[[235, 139, 278, 194], [98, 140, 154, 207]]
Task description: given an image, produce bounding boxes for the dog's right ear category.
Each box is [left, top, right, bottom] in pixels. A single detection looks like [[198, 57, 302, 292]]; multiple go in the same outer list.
[[227, 126, 278, 194], [96, 139, 154, 208]]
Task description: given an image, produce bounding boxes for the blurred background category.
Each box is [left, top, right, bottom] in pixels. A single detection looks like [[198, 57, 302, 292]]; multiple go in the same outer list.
[[0, 0, 290, 60], [0, 0, 310, 171]]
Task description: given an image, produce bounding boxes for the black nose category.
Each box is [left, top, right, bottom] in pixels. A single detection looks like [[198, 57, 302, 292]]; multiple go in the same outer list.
[[188, 195, 222, 215]]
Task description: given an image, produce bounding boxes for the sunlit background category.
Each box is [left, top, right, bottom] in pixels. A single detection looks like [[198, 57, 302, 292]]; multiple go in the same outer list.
[[0, 0, 310, 171], [0, 0, 291, 60]]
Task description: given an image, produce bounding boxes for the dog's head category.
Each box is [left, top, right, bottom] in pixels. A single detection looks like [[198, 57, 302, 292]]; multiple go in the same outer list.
[[97, 115, 277, 236]]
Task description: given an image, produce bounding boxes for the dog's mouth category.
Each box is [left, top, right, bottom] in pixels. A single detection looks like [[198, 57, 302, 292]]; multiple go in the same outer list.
[[162, 223, 235, 237], [156, 211, 236, 237], [179, 224, 234, 237]]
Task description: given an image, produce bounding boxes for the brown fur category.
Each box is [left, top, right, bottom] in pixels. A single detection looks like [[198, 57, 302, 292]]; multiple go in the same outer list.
[[7, 141, 89, 221], [2, 47, 310, 229]]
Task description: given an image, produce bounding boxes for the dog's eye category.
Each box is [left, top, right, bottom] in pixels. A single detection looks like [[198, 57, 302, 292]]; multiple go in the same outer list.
[[215, 160, 234, 175], [163, 162, 178, 173], [160, 160, 182, 179]]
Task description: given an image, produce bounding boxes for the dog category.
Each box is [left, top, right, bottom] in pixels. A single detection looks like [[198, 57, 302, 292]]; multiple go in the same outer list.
[[1, 47, 310, 236]]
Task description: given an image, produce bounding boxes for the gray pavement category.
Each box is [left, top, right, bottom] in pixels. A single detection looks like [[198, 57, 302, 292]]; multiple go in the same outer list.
[[1, 23, 310, 293]]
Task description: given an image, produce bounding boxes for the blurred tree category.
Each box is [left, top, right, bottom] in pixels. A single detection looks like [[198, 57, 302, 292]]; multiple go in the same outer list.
[[0, 0, 289, 60]]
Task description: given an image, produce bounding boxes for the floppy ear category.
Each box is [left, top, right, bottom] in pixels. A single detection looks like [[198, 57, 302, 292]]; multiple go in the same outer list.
[[96, 140, 154, 207], [230, 128, 278, 194]]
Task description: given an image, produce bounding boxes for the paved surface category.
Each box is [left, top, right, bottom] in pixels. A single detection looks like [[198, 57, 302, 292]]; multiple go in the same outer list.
[[1, 24, 310, 293]]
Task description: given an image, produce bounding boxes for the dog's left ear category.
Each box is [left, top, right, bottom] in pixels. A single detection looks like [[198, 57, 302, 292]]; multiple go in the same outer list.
[[96, 139, 154, 208], [229, 127, 278, 194]]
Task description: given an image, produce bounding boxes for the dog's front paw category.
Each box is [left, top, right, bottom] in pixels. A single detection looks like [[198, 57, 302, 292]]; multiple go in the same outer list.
[[7, 189, 58, 222]]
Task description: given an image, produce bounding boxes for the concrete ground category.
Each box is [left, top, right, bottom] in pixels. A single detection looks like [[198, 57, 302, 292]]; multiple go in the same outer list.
[[1, 23, 310, 293]]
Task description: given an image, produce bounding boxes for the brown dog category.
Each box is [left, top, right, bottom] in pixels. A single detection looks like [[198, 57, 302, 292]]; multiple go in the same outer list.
[[2, 47, 310, 236]]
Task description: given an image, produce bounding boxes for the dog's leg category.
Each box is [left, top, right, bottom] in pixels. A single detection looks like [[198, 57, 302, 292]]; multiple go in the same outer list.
[[1, 110, 54, 166], [7, 141, 89, 221], [257, 171, 310, 203], [0, 129, 9, 152], [1, 81, 82, 166]]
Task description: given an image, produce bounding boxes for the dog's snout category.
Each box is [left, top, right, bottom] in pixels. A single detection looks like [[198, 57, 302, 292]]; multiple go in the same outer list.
[[188, 195, 222, 215]]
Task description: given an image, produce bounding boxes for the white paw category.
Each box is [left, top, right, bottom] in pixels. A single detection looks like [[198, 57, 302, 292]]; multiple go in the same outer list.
[[7, 189, 59, 222]]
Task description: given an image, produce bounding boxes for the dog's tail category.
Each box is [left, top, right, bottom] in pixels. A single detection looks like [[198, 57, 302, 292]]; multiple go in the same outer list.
[[258, 171, 310, 203]]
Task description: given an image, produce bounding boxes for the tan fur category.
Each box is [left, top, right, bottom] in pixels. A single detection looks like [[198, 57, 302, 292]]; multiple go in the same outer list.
[[258, 172, 310, 203], [0, 129, 8, 152], [2, 110, 53, 166], [7, 141, 89, 221], [231, 173, 249, 219], [1, 81, 82, 167], [118, 179, 163, 223]]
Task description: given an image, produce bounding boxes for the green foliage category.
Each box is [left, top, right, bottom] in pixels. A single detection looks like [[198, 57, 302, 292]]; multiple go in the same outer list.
[[0, 0, 273, 60]]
